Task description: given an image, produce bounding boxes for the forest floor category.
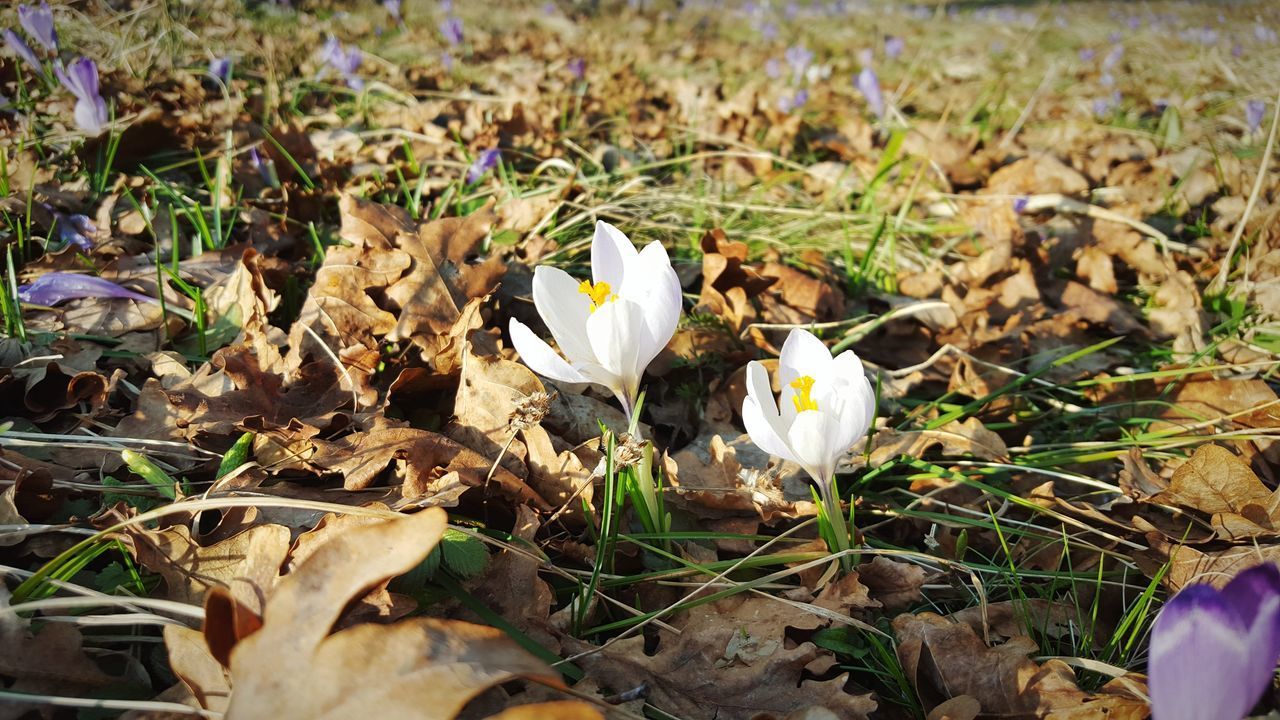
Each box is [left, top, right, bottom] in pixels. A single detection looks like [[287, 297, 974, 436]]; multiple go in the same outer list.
[[2, 0, 1280, 718]]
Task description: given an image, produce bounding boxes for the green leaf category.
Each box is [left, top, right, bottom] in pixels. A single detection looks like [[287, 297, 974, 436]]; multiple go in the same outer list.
[[101, 476, 166, 513], [440, 529, 488, 579]]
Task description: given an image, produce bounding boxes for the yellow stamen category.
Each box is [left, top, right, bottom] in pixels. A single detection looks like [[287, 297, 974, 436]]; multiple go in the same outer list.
[[790, 375, 818, 413], [577, 280, 615, 311]]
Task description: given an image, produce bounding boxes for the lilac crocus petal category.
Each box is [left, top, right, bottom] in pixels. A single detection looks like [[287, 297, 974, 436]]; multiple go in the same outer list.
[[567, 57, 585, 80], [466, 148, 501, 184], [4, 29, 42, 74], [440, 16, 464, 46], [1012, 196, 1029, 214], [784, 44, 813, 83], [55, 213, 96, 251], [1246, 100, 1266, 134], [248, 147, 280, 188], [208, 57, 231, 84], [764, 58, 781, 79], [885, 35, 904, 60], [17, 2, 57, 53], [855, 66, 884, 120], [384, 0, 402, 21], [17, 273, 155, 306], [1078, 47, 1096, 61], [55, 58, 109, 135], [1149, 564, 1280, 720]]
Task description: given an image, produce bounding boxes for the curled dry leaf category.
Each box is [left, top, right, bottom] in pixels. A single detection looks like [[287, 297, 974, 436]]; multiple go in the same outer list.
[[667, 434, 818, 524], [564, 594, 877, 720], [156, 508, 572, 720], [869, 417, 1010, 466], [0, 587, 130, 715], [123, 522, 291, 612], [695, 228, 776, 334], [1150, 443, 1280, 540], [893, 610, 1147, 719], [854, 556, 929, 611]]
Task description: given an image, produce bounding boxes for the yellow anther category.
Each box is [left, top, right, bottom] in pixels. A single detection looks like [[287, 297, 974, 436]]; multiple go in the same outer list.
[[790, 375, 818, 413], [577, 280, 615, 311]]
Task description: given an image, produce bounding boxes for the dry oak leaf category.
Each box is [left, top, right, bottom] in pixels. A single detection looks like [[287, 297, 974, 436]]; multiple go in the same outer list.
[[893, 611, 1146, 718], [1144, 535, 1280, 593], [869, 418, 1009, 466], [855, 556, 928, 611], [217, 508, 567, 719], [984, 154, 1089, 197], [482, 701, 604, 720], [1159, 378, 1280, 431], [0, 587, 117, 703], [1151, 443, 1280, 540], [124, 523, 290, 612], [449, 330, 544, 482], [695, 228, 776, 333], [305, 421, 551, 510], [565, 594, 876, 720], [668, 434, 818, 523]]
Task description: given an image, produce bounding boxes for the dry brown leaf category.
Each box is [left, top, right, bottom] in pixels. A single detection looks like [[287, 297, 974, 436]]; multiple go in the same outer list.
[[125, 523, 290, 612], [306, 421, 551, 509], [695, 228, 775, 333], [565, 594, 876, 720], [855, 557, 928, 611], [1151, 444, 1280, 540], [893, 611, 1125, 717], [0, 587, 119, 708], [220, 508, 566, 719], [668, 434, 817, 523], [869, 418, 1009, 465], [483, 701, 605, 720]]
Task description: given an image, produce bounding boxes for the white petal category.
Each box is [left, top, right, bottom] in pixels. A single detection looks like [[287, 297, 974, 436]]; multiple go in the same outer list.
[[531, 266, 595, 364], [787, 410, 845, 485], [830, 348, 866, 383], [509, 318, 591, 385], [632, 247, 682, 367], [742, 362, 796, 463], [779, 328, 833, 390], [837, 374, 876, 451], [591, 221, 637, 288], [585, 297, 647, 409]]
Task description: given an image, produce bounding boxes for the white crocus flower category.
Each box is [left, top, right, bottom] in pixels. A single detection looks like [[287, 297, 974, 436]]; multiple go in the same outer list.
[[509, 221, 682, 421], [742, 328, 875, 488]]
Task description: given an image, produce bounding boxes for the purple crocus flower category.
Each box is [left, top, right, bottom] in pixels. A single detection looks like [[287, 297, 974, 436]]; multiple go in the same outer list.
[[320, 36, 363, 90], [53, 213, 97, 251], [764, 57, 781, 79], [776, 88, 808, 114], [384, 0, 402, 21], [758, 22, 778, 41], [1012, 196, 1029, 214], [784, 44, 813, 84], [4, 29, 42, 74], [855, 66, 884, 120], [885, 35, 904, 60], [248, 147, 280, 189], [54, 57, 109, 136], [465, 148, 500, 184], [440, 16, 464, 47], [208, 57, 232, 84], [1078, 47, 1096, 62], [567, 57, 585, 81], [17, 2, 56, 53], [18, 273, 155, 306], [441, 51, 454, 72], [1102, 45, 1123, 70], [1149, 563, 1280, 720], [1246, 100, 1266, 134]]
